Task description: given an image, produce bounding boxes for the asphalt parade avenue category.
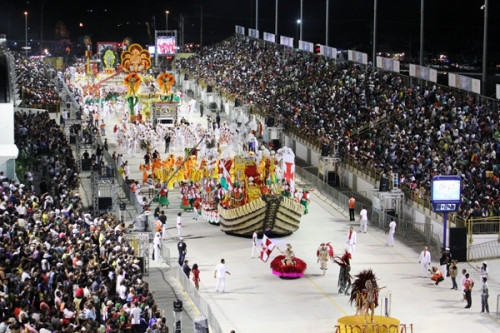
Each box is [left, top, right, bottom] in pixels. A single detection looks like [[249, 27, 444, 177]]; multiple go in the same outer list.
[[87, 97, 500, 333]]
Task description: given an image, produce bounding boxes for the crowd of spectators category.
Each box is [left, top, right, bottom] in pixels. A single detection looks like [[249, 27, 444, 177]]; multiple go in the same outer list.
[[0, 51, 170, 332], [177, 34, 500, 218], [12, 54, 60, 108], [2, 110, 169, 333]]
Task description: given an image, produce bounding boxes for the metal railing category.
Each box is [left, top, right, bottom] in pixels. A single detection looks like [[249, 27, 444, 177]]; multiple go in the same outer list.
[[171, 265, 223, 333], [468, 240, 500, 262], [466, 217, 500, 236], [295, 164, 442, 254]]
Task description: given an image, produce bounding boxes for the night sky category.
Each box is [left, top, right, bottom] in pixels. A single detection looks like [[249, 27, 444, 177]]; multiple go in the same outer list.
[[1, 0, 498, 63]]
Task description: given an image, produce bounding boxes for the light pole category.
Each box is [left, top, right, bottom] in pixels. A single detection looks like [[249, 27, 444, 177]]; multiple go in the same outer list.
[[275, 0, 278, 37], [165, 10, 169, 30], [372, 0, 377, 65], [299, 0, 303, 41], [256, 0, 259, 30], [24, 11, 28, 57], [325, 0, 329, 46], [481, 0, 488, 95], [296, 19, 301, 46], [419, 0, 424, 66]]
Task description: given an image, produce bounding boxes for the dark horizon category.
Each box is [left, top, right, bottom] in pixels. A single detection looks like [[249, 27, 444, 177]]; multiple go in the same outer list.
[[1, 0, 499, 64]]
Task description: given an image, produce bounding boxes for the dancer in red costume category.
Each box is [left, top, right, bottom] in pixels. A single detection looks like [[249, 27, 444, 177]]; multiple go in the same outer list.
[[270, 243, 307, 279]]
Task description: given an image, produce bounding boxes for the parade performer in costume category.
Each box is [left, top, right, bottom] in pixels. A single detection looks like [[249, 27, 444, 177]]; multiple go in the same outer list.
[[334, 250, 352, 295], [230, 182, 244, 208], [270, 243, 307, 279], [317, 242, 334, 276], [281, 180, 292, 198], [300, 189, 311, 214], [349, 269, 385, 324], [158, 184, 169, 208], [181, 190, 193, 211]]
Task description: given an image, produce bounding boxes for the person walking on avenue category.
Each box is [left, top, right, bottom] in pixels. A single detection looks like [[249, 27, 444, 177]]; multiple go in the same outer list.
[[177, 238, 187, 266], [215, 112, 221, 128], [346, 226, 357, 255], [182, 260, 191, 278], [176, 212, 183, 238], [460, 269, 468, 302], [251, 230, 259, 258], [386, 220, 397, 247], [464, 273, 474, 308], [199, 102, 204, 117], [348, 196, 355, 221], [153, 232, 162, 263], [476, 261, 488, 279], [192, 263, 201, 291], [449, 259, 458, 290], [480, 277, 490, 314], [439, 248, 452, 279], [418, 246, 432, 277], [317, 243, 332, 276], [164, 133, 171, 153], [214, 259, 231, 293], [358, 207, 368, 233]]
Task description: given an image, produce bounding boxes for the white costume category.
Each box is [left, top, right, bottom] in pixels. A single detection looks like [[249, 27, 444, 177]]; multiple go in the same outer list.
[[359, 208, 368, 233], [251, 231, 258, 258], [387, 220, 397, 247], [153, 233, 162, 262], [418, 248, 432, 277], [346, 229, 357, 255]]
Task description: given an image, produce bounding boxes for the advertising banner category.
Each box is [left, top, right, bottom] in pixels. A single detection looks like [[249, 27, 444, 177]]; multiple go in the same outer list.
[[263, 32, 276, 43]]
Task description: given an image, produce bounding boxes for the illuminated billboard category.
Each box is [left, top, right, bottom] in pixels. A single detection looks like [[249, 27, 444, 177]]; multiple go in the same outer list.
[[431, 175, 461, 213], [156, 36, 176, 55]]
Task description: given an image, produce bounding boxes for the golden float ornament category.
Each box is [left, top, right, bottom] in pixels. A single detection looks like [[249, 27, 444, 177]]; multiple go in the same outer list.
[[121, 43, 151, 73]]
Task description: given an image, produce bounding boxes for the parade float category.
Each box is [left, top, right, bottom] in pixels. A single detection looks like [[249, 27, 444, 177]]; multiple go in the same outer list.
[[215, 147, 305, 237]]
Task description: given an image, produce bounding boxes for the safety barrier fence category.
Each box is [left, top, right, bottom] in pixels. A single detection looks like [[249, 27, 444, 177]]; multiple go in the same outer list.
[[171, 264, 223, 333]]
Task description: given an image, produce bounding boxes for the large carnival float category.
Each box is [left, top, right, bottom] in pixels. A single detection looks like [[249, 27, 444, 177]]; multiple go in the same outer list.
[[214, 147, 305, 237]]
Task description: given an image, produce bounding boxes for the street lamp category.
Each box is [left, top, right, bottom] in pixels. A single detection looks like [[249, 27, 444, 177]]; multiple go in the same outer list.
[[325, 0, 329, 46], [256, 0, 259, 30], [372, 0, 377, 65], [481, 0, 488, 95], [275, 0, 278, 36], [296, 19, 301, 46], [165, 10, 169, 30], [419, 0, 424, 66], [299, 0, 303, 41], [24, 11, 28, 57]]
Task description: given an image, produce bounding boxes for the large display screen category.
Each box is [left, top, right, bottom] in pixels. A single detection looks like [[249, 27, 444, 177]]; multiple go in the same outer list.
[[431, 176, 461, 203], [156, 37, 176, 55]]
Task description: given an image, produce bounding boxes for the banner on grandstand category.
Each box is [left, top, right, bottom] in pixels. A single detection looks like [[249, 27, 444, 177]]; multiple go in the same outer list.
[[348, 50, 368, 65], [319, 45, 337, 59], [263, 32, 276, 43], [409, 64, 437, 83], [235, 25, 245, 35], [448, 73, 480, 94], [298, 40, 314, 53], [496, 84, 500, 100], [280, 36, 294, 48], [376, 56, 400, 73], [248, 28, 259, 39]]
